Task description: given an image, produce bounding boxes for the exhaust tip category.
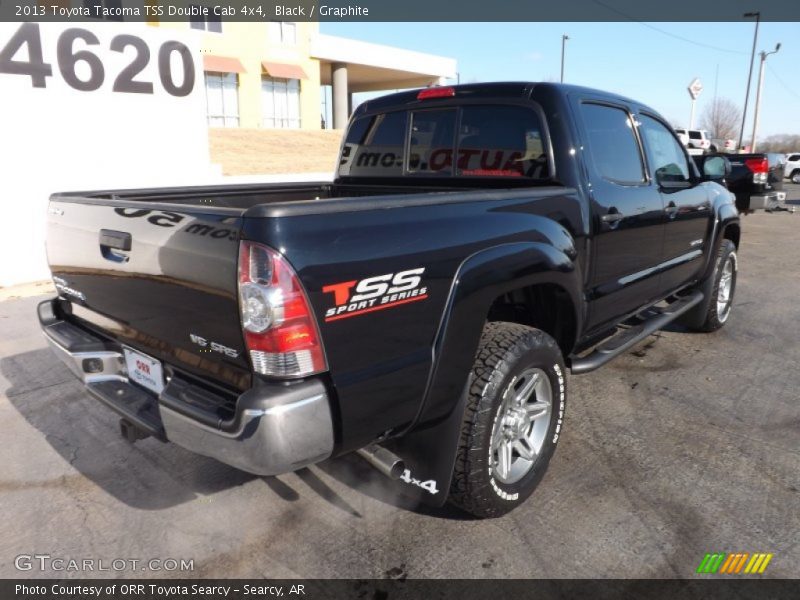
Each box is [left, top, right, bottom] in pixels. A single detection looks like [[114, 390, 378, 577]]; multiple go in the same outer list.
[[387, 460, 406, 480], [357, 444, 406, 480]]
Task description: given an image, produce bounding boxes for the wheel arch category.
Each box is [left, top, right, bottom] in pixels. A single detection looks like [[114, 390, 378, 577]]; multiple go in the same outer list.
[[723, 222, 741, 250], [486, 282, 578, 357], [382, 240, 582, 507]]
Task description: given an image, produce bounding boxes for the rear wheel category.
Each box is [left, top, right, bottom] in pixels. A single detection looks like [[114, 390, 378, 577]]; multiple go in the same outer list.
[[449, 322, 566, 518]]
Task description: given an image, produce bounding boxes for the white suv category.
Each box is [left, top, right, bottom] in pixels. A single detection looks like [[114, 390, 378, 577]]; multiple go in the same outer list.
[[674, 128, 690, 146], [784, 153, 800, 183], [675, 128, 712, 151], [686, 129, 712, 151]]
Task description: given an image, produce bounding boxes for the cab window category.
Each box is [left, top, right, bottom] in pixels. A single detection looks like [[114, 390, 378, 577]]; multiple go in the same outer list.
[[581, 103, 645, 184], [639, 115, 691, 183]]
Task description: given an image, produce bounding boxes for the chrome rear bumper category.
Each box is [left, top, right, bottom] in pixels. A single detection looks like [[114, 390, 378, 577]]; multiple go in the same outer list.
[[38, 299, 334, 476]]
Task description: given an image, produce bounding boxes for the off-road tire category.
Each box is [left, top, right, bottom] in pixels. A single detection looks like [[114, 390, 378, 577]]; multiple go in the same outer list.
[[449, 322, 566, 518]]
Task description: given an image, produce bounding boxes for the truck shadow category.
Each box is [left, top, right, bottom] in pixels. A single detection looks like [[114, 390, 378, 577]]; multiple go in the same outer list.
[[2, 348, 471, 519], [2, 348, 257, 510]]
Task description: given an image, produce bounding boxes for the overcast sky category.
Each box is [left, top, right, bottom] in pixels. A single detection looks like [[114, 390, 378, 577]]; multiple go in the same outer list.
[[322, 21, 800, 140]]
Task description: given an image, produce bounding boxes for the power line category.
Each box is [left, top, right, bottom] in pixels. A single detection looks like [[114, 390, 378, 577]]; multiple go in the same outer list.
[[591, 0, 747, 55], [766, 62, 800, 102]]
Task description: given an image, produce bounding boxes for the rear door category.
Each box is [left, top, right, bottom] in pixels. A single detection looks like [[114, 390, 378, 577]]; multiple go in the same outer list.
[[574, 99, 665, 331], [46, 199, 251, 391], [637, 113, 711, 292]]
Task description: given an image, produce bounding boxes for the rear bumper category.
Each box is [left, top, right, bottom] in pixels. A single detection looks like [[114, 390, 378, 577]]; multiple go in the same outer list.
[[749, 193, 779, 211], [38, 299, 334, 476]]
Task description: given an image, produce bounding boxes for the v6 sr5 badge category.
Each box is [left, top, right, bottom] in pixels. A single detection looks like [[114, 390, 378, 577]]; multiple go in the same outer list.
[[322, 268, 428, 322]]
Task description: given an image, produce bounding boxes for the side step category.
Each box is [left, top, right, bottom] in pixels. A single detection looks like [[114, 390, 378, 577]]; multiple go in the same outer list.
[[570, 290, 704, 375]]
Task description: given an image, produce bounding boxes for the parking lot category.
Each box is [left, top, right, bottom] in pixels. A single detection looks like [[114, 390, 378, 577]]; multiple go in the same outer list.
[[1, 186, 798, 580]]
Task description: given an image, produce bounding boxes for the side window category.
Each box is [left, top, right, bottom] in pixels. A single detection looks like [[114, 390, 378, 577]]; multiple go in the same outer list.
[[789, 154, 800, 162], [581, 103, 645, 184], [338, 112, 407, 177], [408, 109, 457, 175], [639, 115, 691, 183], [456, 105, 548, 178]]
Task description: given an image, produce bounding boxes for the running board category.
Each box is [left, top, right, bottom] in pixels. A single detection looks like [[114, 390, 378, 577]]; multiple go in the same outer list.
[[570, 290, 704, 375]]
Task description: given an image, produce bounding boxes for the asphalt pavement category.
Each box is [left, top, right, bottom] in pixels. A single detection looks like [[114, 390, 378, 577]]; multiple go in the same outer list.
[[1, 186, 798, 579]]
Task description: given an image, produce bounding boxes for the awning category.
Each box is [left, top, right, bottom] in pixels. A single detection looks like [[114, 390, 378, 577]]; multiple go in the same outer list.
[[261, 61, 308, 80], [202, 55, 246, 74]]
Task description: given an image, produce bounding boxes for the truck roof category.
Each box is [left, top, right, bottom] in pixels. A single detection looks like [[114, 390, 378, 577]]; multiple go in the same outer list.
[[354, 81, 653, 117]]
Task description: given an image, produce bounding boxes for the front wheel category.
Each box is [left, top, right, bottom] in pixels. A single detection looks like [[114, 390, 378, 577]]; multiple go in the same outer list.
[[448, 322, 566, 518], [791, 170, 800, 184], [694, 239, 738, 332]]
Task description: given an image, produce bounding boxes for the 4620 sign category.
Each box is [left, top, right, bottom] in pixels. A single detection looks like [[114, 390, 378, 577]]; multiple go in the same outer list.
[[0, 23, 194, 96]]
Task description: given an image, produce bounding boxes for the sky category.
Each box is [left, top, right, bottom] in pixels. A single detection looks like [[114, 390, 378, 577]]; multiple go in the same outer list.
[[321, 21, 800, 141]]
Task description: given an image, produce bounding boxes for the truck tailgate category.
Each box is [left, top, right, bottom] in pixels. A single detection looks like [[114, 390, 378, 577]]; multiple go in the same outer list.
[[46, 198, 251, 392]]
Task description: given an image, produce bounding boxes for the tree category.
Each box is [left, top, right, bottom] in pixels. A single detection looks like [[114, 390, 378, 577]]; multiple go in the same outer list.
[[699, 98, 741, 140], [758, 134, 800, 153]]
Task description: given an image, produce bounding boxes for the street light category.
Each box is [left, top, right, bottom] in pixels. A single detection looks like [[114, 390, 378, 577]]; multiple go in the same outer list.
[[560, 35, 569, 83], [750, 42, 781, 152], [738, 11, 760, 151]]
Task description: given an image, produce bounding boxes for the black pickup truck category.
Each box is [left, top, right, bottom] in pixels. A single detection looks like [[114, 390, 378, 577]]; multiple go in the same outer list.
[[695, 152, 785, 213], [39, 83, 740, 517]]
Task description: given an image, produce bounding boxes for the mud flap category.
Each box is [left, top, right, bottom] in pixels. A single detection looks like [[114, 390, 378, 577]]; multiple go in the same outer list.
[[381, 380, 470, 507]]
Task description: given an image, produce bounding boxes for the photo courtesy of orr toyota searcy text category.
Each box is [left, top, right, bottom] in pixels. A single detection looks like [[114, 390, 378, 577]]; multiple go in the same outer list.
[[14, 584, 301, 597]]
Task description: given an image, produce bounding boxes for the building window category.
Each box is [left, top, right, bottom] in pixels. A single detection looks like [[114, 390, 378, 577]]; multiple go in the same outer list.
[[189, 3, 222, 32], [262, 77, 301, 129], [268, 21, 297, 45], [205, 73, 239, 127]]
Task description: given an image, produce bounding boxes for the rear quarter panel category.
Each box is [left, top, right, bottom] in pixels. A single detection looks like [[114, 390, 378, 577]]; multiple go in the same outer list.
[[242, 189, 587, 452]]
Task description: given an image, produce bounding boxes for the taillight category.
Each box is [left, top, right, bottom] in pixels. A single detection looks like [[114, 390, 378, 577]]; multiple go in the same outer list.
[[745, 157, 769, 184], [238, 241, 326, 378], [417, 86, 455, 100]]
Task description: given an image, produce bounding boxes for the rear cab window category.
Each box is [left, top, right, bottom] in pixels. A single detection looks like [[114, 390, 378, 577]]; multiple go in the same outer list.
[[338, 104, 551, 181]]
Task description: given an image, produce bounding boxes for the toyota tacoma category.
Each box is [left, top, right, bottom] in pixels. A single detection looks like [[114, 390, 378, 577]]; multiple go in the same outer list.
[[39, 83, 740, 517]]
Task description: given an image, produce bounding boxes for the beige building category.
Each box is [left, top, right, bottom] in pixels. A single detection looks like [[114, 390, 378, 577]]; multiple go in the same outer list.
[[153, 17, 456, 129]]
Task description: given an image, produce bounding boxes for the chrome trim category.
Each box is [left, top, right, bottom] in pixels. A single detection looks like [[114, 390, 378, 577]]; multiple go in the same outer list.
[[43, 331, 126, 384], [749, 194, 778, 211], [160, 381, 333, 476], [618, 249, 702, 286], [43, 316, 334, 477]]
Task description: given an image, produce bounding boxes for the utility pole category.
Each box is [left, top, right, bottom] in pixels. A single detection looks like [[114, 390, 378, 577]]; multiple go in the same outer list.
[[560, 35, 569, 83], [738, 11, 760, 151], [750, 43, 781, 152]]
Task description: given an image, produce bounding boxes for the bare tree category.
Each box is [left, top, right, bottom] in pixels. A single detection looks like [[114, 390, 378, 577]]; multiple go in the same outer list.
[[759, 134, 800, 153], [699, 98, 741, 140]]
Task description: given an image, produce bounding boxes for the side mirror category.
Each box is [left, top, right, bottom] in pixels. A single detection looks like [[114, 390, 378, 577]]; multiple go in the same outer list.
[[702, 155, 731, 181]]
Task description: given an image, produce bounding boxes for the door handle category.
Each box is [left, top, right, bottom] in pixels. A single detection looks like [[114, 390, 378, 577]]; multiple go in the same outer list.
[[99, 229, 131, 250], [601, 211, 624, 224], [665, 202, 679, 217], [99, 229, 131, 263]]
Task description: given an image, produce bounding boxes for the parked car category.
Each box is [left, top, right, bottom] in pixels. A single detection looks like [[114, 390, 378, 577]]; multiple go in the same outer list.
[[39, 82, 740, 518], [675, 128, 690, 146], [696, 152, 785, 212], [710, 138, 736, 153], [784, 152, 800, 183], [675, 128, 712, 152]]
